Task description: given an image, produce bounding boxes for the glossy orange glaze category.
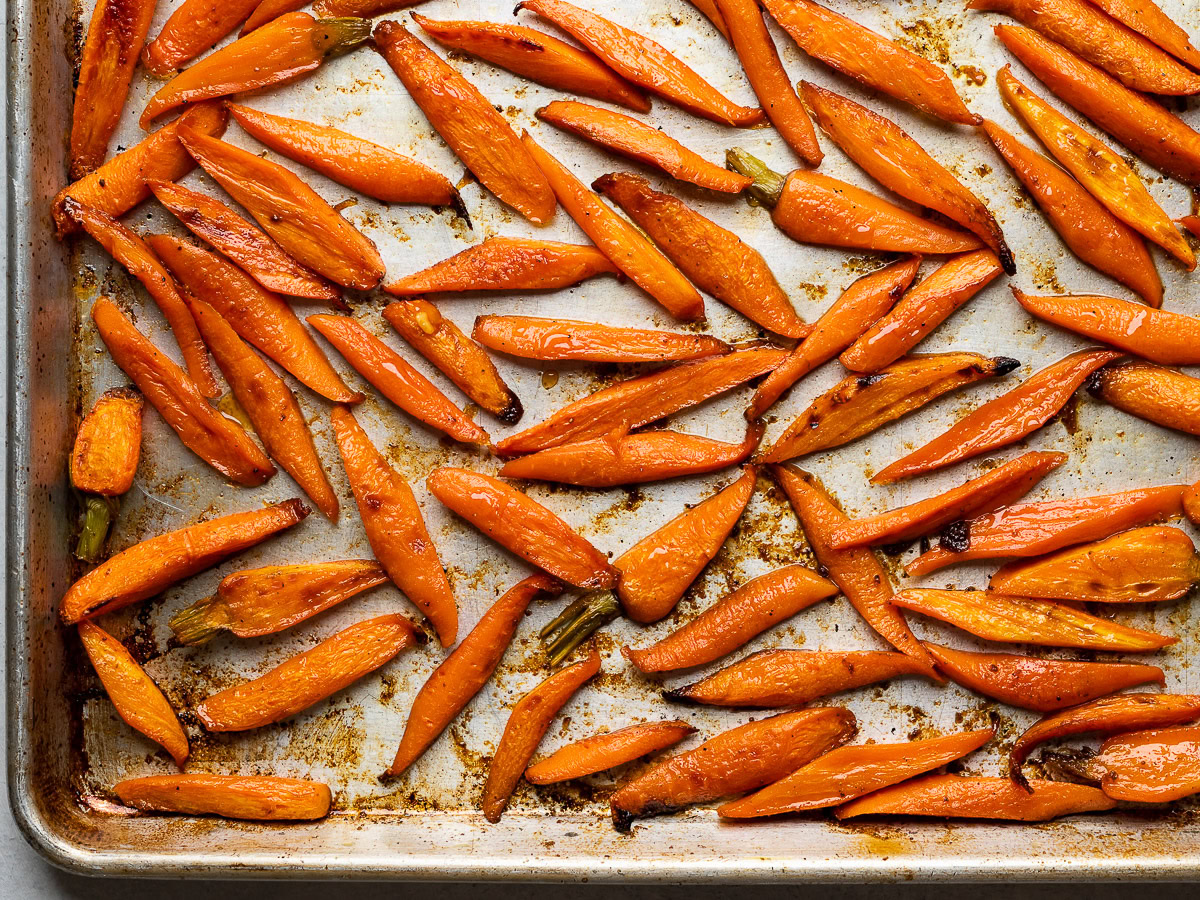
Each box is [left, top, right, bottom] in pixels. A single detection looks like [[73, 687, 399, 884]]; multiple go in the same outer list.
[[473, 315, 728, 363], [241, 0, 309, 33], [115, 774, 331, 820], [143, 0, 261, 75], [1091, 363, 1200, 435], [834, 773, 1115, 820], [313, 0, 425, 16], [688, 0, 730, 38], [1087, 0, 1200, 69], [1095, 725, 1200, 802], [525, 720, 695, 784], [70, 387, 143, 496]]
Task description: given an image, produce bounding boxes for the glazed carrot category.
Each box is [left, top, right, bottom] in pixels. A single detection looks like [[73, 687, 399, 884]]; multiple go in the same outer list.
[[427, 467, 616, 590], [332, 407, 457, 646], [383, 299, 522, 423], [141, 13, 371, 127], [982, 119, 1161, 306], [609, 707, 856, 831], [1090, 363, 1200, 435], [1087, 0, 1200, 69], [800, 83, 1014, 273], [624, 565, 837, 673], [90, 299, 275, 485], [114, 775, 331, 820], [197, 614, 419, 731], [60, 497, 308, 623], [666, 650, 934, 708], [517, 0, 763, 127], [594, 173, 809, 338], [615, 467, 755, 624], [178, 128, 385, 290], [473, 316, 729, 363], [891, 589, 1176, 652], [71, 387, 143, 496], [772, 465, 937, 675], [170, 560, 388, 645], [226, 104, 462, 209], [78, 621, 188, 767], [313, 0, 425, 16], [827, 451, 1066, 549], [834, 774, 1115, 820], [526, 721, 696, 785], [1092, 726, 1200, 802], [148, 234, 360, 403], [765, 0, 978, 125], [839, 251, 1005, 373], [142, 0, 261, 75], [762, 352, 1017, 464], [873, 348, 1122, 483], [747, 257, 920, 419], [241, 0, 309, 33], [1186, 483, 1200, 527], [483, 649, 600, 822], [307, 314, 489, 445], [387, 575, 562, 776], [413, 15, 650, 113]]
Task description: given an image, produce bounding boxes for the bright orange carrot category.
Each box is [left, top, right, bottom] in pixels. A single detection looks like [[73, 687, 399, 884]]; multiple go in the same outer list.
[[1092, 726, 1200, 802], [114, 774, 331, 820], [483, 649, 600, 822], [1091, 362, 1200, 435], [142, 0, 261, 75], [1087, 0, 1200, 69], [526, 721, 695, 785], [241, 0, 309, 33], [71, 387, 143, 496], [873, 348, 1122, 483], [313, 0, 425, 16], [834, 773, 1115, 820], [473, 315, 728, 363], [1185, 483, 1200, 527], [385, 238, 617, 295]]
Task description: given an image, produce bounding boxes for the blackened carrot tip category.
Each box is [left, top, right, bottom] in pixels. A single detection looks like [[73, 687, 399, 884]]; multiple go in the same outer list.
[[661, 688, 700, 706]]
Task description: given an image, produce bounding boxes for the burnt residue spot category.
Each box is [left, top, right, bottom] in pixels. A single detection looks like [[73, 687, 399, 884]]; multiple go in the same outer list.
[[993, 357, 1020, 377], [938, 520, 970, 553], [856, 374, 885, 389]]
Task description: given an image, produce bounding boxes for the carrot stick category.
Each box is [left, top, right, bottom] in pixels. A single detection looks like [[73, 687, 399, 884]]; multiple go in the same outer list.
[[1086, 0, 1200, 69], [241, 0, 310, 34], [71, 387, 143, 496], [473, 315, 729, 363], [114, 774, 331, 820], [873, 348, 1122, 483], [387, 575, 562, 776], [332, 407, 457, 646], [483, 649, 600, 822], [689, 0, 729, 38], [1089, 362, 1200, 435], [142, 0, 261, 75], [1092, 726, 1200, 802], [313, 0, 425, 16], [526, 721, 695, 785], [624, 565, 836, 673], [834, 774, 1115, 821]]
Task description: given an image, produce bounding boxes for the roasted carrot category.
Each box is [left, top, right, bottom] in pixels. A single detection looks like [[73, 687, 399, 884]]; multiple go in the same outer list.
[[526, 721, 695, 785], [383, 299, 521, 424], [1090, 363, 1200, 435], [387, 575, 561, 776], [624, 565, 837, 673], [142, 0, 261, 75], [307, 314, 489, 445], [834, 774, 1116, 820], [332, 407, 457, 646], [1184, 215, 1200, 240], [114, 774, 331, 820], [615, 467, 755, 624], [60, 498, 308, 623], [594, 172, 809, 338], [609, 707, 856, 831], [873, 348, 1122, 483], [1185, 483, 1200, 528], [801, 83, 1014, 274], [1092, 726, 1200, 802], [1087, 0, 1200, 69], [71, 387, 143, 496], [241, 0, 309, 33], [313, 0, 425, 16], [473, 316, 729, 363], [483, 649, 600, 822], [839, 251, 1005, 373]]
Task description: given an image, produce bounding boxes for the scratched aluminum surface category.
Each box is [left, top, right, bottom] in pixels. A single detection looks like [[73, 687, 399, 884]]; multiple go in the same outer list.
[[9, 0, 1200, 880]]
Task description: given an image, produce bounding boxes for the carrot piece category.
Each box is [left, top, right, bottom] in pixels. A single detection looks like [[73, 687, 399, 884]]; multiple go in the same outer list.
[[387, 575, 561, 776], [313, 0, 425, 16], [78, 621, 188, 766], [473, 315, 729, 363], [762, 352, 1016, 464], [615, 467, 756, 624], [826, 450, 1066, 549], [142, 0, 261, 76], [765, 0, 978, 125], [666, 649, 934, 708], [1090, 362, 1200, 435], [1087, 0, 1200, 69], [197, 614, 419, 731], [609, 707, 856, 831], [241, 0, 310, 34], [624, 565, 836, 673], [526, 721, 695, 785], [873, 348, 1122, 483], [413, 14, 650, 113], [483, 649, 601, 822], [516, 0, 763, 127], [114, 774, 331, 820], [332, 407, 457, 646], [839, 252, 1005, 373], [383, 299, 522, 424], [71, 387, 143, 496], [169, 560, 388, 645], [982, 119, 1161, 306], [307, 314, 489, 445], [771, 465, 938, 675], [593, 172, 809, 339], [800, 83, 1014, 273], [1092, 726, 1200, 802], [60, 497, 308, 623]]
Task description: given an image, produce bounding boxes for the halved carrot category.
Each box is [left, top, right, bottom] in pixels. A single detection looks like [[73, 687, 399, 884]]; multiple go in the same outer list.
[[689, 0, 729, 39], [473, 315, 729, 363], [241, 0, 309, 34], [78, 621, 188, 767], [197, 614, 419, 731], [834, 773, 1115, 820], [332, 407, 457, 646], [483, 649, 600, 822], [872, 348, 1122, 483], [71, 387, 143, 496], [142, 0, 261, 76], [60, 497, 308, 623], [1092, 726, 1200, 802], [387, 575, 562, 776], [1087, 0, 1200, 69], [982, 118, 1161, 306], [623, 565, 836, 673], [801, 82, 1014, 273], [313, 0, 425, 16], [308, 314, 489, 445], [1089, 362, 1200, 435], [526, 720, 696, 785], [594, 172, 809, 338], [516, 0, 762, 127], [114, 774, 331, 820]]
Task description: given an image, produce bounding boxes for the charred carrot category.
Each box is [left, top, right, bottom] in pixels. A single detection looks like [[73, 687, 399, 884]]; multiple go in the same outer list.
[[1087, 0, 1200, 69], [142, 0, 262, 75], [241, 0, 309, 33], [473, 315, 729, 363], [873, 348, 1122, 483], [114, 774, 331, 820], [71, 387, 143, 496], [526, 721, 696, 785], [834, 773, 1115, 820], [312, 0, 425, 16], [1090, 362, 1200, 435], [1092, 726, 1200, 802], [483, 649, 600, 822]]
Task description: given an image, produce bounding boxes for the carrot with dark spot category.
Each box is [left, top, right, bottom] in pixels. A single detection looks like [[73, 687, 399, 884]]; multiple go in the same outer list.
[[1089, 363, 1200, 437], [473, 315, 729, 363], [525, 721, 695, 784], [385, 238, 617, 295], [115, 775, 331, 821], [834, 774, 1115, 821], [1090, 726, 1200, 802]]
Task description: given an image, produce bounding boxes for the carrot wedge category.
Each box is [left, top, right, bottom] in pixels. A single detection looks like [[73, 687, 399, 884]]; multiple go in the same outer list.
[[241, 0, 310, 34], [78, 621, 188, 767], [1092, 726, 1200, 802], [60, 497, 308, 623], [623, 565, 837, 673], [1090, 362, 1200, 436], [114, 775, 331, 821], [473, 315, 729, 363], [872, 348, 1123, 483], [526, 721, 696, 784], [834, 774, 1115, 820], [313, 0, 425, 15], [142, 0, 261, 76], [71, 387, 144, 496], [1087, 0, 1200, 70], [483, 649, 601, 822]]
